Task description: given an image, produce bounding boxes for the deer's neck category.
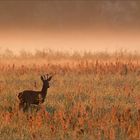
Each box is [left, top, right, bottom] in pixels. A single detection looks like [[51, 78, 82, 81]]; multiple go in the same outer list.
[[41, 84, 48, 98]]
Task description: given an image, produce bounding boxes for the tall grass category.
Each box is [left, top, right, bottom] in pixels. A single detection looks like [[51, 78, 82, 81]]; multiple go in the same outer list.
[[0, 50, 140, 140]]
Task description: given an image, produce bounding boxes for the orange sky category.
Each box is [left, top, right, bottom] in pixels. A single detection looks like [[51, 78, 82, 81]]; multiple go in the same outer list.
[[0, 29, 140, 54], [0, 1, 140, 54]]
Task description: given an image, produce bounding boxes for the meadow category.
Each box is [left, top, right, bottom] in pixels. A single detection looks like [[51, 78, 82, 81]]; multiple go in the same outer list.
[[0, 50, 140, 140]]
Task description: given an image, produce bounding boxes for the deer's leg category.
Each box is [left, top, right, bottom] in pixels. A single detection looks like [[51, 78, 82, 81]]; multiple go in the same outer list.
[[23, 103, 30, 112], [36, 104, 41, 112], [19, 101, 24, 111]]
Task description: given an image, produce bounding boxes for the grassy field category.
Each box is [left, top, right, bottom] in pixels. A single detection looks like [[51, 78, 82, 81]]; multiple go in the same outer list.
[[0, 50, 140, 140]]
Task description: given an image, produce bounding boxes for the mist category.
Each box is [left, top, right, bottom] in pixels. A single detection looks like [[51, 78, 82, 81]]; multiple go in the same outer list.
[[0, 0, 140, 53]]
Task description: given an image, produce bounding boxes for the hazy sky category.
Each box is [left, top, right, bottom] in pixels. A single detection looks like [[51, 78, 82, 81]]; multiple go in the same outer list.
[[0, 0, 140, 53]]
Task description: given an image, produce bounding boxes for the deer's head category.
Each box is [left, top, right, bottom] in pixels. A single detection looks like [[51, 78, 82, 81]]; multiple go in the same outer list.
[[41, 74, 52, 88]]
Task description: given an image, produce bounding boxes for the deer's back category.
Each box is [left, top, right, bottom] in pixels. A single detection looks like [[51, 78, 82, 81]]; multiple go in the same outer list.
[[18, 90, 42, 104]]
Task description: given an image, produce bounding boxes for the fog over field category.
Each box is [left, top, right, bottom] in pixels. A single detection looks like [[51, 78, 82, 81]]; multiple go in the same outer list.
[[1, 1, 140, 139], [0, 0, 140, 54]]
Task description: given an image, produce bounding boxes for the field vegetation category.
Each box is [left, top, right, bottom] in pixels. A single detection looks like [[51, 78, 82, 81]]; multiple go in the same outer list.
[[0, 49, 140, 140]]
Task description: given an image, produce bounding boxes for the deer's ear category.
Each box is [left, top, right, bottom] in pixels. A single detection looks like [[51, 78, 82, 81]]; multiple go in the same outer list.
[[41, 76, 44, 81], [47, 76, 52, 81]]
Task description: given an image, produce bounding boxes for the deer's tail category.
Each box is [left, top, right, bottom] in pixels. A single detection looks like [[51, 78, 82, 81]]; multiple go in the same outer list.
[[18, 92, 23, 100]]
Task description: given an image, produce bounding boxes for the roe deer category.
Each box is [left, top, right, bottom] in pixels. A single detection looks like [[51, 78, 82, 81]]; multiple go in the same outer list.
[[18, 74, 52, 111]]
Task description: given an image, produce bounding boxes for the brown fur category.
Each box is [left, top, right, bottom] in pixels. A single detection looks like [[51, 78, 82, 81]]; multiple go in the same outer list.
[[18, 74, 52, 111]]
